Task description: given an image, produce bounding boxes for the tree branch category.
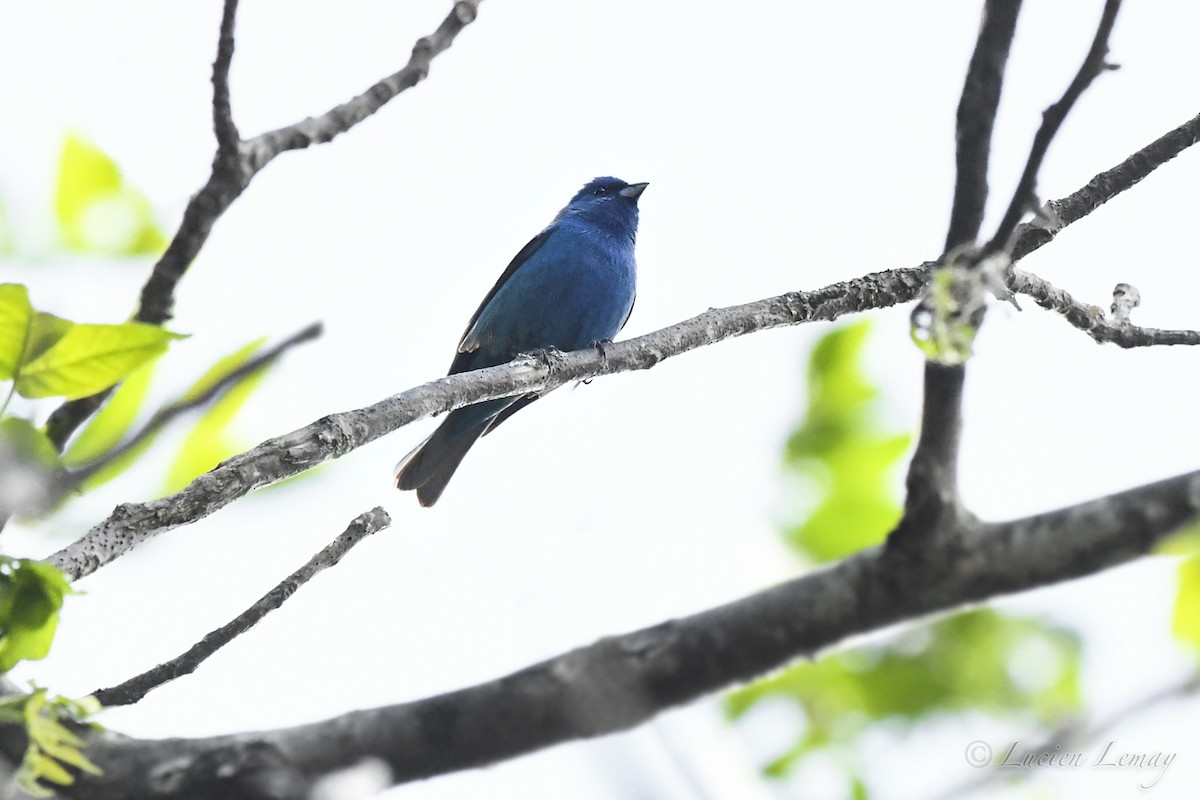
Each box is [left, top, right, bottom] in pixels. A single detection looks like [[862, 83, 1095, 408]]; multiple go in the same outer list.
[[945, 0, 1023, 253], [47, 268, 929, 583], [904, 0, 1024, 540], [240, 1, 482, 173], [93, 507, 390, 708], [42, 0, 484, 452], [62, 470, 1200, 798], [1010, 271, 1200, 347], [1010, 109, 1200, 261], [987, 0, 1123, 252]]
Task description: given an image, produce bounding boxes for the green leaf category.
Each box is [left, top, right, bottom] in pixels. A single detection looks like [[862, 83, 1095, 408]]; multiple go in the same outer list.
[[1172, 555, 1200, 653], [15, 322, 182, 400], [12, 689, 103, 795], [164, 338, 269, 493], [0, 284, 33, 380], [727, 609, 1081, 777], [0, 559, 74, 673], [782, 321, 911, 563], [25, 313, 76, 365], [54, 134, 166, 257]]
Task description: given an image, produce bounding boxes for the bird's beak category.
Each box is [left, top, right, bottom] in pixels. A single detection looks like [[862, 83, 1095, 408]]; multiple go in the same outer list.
[[619, 182, 649, 200]]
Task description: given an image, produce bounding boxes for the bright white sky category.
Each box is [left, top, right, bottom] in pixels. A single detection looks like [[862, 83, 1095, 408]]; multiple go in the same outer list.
[[2, 1, 1199, 798]]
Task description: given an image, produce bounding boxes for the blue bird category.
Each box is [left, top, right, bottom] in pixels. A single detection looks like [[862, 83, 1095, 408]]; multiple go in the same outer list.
[[395, 176, 648, 506]]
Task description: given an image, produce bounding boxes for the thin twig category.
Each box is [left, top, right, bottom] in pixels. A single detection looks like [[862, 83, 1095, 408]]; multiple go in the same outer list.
[[42, 0, 485, 453], [1010, 271, 1200, 347], [93, 507, 390, 707], [987, 0, 1123, 252], [241, 1, 482, 173]]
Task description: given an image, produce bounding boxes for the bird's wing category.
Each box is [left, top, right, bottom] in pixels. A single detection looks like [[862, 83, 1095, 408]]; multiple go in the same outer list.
[[619, 296, 636, 332], [450, 227, 554, 374]]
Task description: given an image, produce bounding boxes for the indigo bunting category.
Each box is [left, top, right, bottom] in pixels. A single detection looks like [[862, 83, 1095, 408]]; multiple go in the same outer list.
[[395, 176, 648, 506]]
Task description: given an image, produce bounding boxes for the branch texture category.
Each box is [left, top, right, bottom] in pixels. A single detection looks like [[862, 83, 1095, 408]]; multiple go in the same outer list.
[[65, 470, 1200, 798]]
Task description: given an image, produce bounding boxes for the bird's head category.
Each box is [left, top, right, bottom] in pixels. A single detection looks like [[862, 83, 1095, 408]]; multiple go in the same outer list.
[[560, 177, 649, 239]]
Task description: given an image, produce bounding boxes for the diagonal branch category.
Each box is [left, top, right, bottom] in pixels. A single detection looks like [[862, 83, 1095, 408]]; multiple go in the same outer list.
[[240, 1, 481, 173], [1011, 109, 1200, 261], [47, 268, 929, 583], [93, 507, 390, 707], [68, 469, 1200, 797], [42, 0, 485, 452], [945, 0, 1023, 253], [44, 106, 1200, 583], [65, 323, 323, 489]]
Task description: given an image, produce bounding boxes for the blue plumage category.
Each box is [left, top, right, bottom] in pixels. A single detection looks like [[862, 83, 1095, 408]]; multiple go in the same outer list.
[[395, 176, 647, 506]]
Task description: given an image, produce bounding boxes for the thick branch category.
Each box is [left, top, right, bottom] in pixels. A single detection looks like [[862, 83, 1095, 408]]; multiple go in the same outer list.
[[94, 507, 390, 707], [945, 0, 1023, 252], [66, 470, 1200, 798], [46, 268, 928, 582], [910, 0, 1024, 536]]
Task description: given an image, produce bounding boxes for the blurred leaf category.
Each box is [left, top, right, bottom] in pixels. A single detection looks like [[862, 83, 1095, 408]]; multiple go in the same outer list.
[[9, 689, 102, 796], [0, 196, 14, 257], [0, 558, 74, 673], [1172, 555, 1200, 653], [728, 610, 1081, 776], [783, 321, 910, 562], [164, 338, 268, 493], [15, 322, 182, 400], [730, 322, 1083, 786], [0, 284, 33, 380], [0, 419, 62, 518], [24, 313, 75, 365], [55, 134, 166, 257], [910, 267, 977, 365], [0, 418, 60, 472], [62, 360, 159, 491]]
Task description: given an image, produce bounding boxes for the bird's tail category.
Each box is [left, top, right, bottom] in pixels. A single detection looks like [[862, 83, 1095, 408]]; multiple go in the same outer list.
[[394, 401, 507, 507]]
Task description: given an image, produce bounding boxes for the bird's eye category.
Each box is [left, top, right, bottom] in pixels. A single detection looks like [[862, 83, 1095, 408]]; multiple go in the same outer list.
[[593, 186, 609, 196]]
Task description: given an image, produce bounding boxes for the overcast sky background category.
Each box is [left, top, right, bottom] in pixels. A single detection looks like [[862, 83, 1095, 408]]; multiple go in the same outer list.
[[2, 1, 1199, 797]]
